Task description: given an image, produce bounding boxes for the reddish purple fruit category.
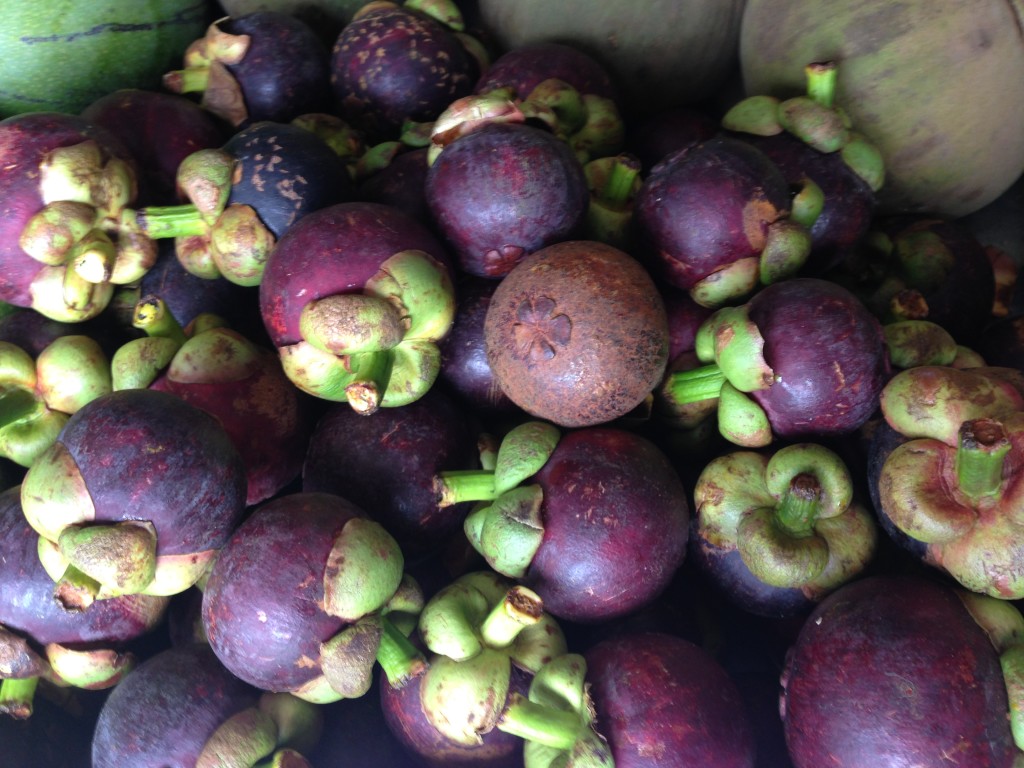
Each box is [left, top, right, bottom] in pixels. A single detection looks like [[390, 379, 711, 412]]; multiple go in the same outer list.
[[781, 575, 1017, 767], [585, 632, 756, 768]]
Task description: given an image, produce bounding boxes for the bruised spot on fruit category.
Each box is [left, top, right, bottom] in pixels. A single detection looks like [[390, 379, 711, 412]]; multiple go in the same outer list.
[[741, 197, 779, 251]]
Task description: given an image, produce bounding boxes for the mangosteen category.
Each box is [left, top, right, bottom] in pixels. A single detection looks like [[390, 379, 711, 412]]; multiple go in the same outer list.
[[483, 240, 669, 428]]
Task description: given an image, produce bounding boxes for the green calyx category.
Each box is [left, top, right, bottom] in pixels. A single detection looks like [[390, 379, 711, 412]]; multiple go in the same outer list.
[[54, 520, 158, 609], [721, 61, 884, 192], [429, 92, 526, 164], [45, 644, 134, 690], [584, 154, 642, 250], [954, 418, 1011, 503], [883, 319, 958, 369], [515, 654, 614, 768], [323, 517, 405, 622], [281, 249, 456, 413]]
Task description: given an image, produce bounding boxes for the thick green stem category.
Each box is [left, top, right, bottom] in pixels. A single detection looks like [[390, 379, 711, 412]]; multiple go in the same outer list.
[[0, 676, 38, 719], [774, 473, 822, 537], [434, 469, 498, 507], [343, 351, 394, 415], [662, 363, 726, 406], [53, 562, 103, 611], [0, 388, 39, 427], [955, 419, 1010, 502], [595, 154, 640, 208], [165, 66, 210, 94], [805, 61, 838, 109], [133, 296, 188, 345], [376, 615, 427, 688], [496, 693, 583, 749], [479, 586, 542, 649], [132, 204, 209, 239]]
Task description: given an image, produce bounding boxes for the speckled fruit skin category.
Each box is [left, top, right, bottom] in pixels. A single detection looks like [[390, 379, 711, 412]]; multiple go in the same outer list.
[[781, 575, 1016, 768], [425, 123, 590, 279], [526, 428, 689, 623], [585, 632, 756, 768], [330, 4, 475, 141], [483, 240, 669, 428], [92, 643, 259, 768], [0, 486, 166, 647], [201, 492, 375, 692]]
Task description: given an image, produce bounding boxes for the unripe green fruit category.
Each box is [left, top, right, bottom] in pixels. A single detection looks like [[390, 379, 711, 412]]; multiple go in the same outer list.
[[0, 0, 210, 118]]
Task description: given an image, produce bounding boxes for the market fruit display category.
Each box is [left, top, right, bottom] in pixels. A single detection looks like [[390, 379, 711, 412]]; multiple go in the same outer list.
[[4, 2, 1024, 767]]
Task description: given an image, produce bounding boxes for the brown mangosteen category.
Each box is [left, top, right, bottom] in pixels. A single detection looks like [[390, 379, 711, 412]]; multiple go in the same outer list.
[[483, 240, 669, 428]]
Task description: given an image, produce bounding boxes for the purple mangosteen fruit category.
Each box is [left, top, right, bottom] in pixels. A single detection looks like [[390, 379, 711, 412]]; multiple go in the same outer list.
[[259, 201, 456, 414], [436, 421, 690, 623], [664, 277, 891, 447], [425, 121, 590, 278], [19, 387, 248, 610], [201, 491, 424, 703], [634, 135, 815, 308], [0, 486, 168, 719], [0, 112, 156, 322], [164, 11, 333, 127], [92, 642, 323, 767], [781, 575, 1022, 767], [584, 631, 757, 768], [483, 240, 669, 428], [330, 1, 477, 142]]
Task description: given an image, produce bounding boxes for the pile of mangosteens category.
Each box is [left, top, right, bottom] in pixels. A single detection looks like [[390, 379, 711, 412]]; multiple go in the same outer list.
[[3, 1, 1024, 767]]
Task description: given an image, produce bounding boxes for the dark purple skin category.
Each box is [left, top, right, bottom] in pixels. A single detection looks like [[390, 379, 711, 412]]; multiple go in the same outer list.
[[260, 201, 451, 348], [0, 112, 137, 309], [976, 314, 1024, 369], [217, 12, 333, 125], [740, 131, 876, 275], [358, 147, 433, 228], [81, 88, 229, 205], [525, 428, 689, 623], [302, 387, 482, 553], [330, 5, 476, 141], [201, 492, 366, 692], [222, 120, 357, 240], [663, 283, 715, 361], [91, 643, 260, 768], [0, 308, 94, 357], [585, 631, 756, 768], [625, 106, 718, 174], [633, 135, 793, 291], [781, 575, 1016, 767], [473, 41, 618, 103], [0, 486, 167, 647], [426, 122, 590, 279], [438, 275, 519, 414], [55, 388, 248, 558], [746, 277, 891, 439], [379, 663, 531, 768]]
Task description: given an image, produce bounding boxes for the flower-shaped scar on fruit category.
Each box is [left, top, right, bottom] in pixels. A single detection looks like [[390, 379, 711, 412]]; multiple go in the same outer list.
[[693, 442, 877, 617], [876, 365, 1024, 599], [19, 388, 248, 610]]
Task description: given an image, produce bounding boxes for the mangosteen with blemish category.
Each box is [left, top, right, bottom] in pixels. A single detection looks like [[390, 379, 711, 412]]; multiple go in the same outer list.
[[633, 134, 817, 309], [201, 491, 426, 704], [781, 574, 1024, 768], [110, 295, 316, 507], [483, 240, 669, 428], [80, 88, 230, 206], [827, 215, 997, 347], [0, 112, 157, 323], [434, 421, 690, 624], [690, 441, 878, 620], [131, 119, 356, 287], [380, 570, 569, 767], [663, 277, 891, 448], [0, 331, 112, 469], [583, 631, 757, 768], [425, 113, 590, 279], [0, 486, 168, 720], [91, 642, 324, 767], [867, 364, 1024, 599], [259, 201, 457, 415], [19, 388, 248, 611], [163, 11, 333, 128], [329, 0, 479, 143], [721, 61, 884, 276], [301, 385, 483, 555], [438, 274, 519, 416]]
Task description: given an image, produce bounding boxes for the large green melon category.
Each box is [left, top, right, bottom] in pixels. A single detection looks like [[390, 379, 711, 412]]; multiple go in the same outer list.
[[740, 0, 1024, 218], [0, 0, 211, 118]]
